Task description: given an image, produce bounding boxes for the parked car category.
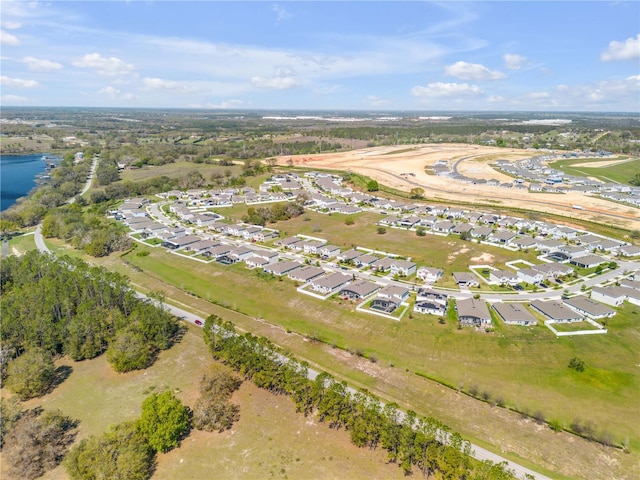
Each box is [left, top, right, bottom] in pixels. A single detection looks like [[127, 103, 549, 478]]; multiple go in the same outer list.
[[194, 319, 203, 326]]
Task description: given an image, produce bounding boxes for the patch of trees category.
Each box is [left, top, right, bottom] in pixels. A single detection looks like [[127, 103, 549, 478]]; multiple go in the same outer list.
[[1, 157, 90, 227], [193, 369, 242, 432], [1, 252, 179, 387], [90, 175, 178, 204], [42, 203, 132, 256], [65, 421, 155, 480], [95, 158, 120, 186], [202, 315, 515, 478], [630, 173, 640, 186], [1, 402, 78, 480], [242, 202, 305, 226]]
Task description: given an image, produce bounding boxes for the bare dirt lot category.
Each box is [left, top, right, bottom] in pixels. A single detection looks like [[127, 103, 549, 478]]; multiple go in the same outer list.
[[276, 144, 639, 230]]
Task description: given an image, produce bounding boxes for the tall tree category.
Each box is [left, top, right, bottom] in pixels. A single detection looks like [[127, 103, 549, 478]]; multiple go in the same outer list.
[[136, 391, 191, 453]]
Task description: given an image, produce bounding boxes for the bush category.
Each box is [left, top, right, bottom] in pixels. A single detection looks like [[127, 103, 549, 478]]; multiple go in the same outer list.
[[193, 370, 242, 432], [106, 328, 152, 373], [568, 357, 585, 372], [376, 226, 386, 235], [6, 347, 56, 400], [136, 391, 191, 453], [344, 217, 355, 226], [65, 422, 153, 480], [4, 408, 77, 480]]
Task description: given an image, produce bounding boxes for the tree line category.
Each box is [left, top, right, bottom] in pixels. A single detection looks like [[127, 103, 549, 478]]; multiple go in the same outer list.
[[0, 251, 179, 388], [202, 315, 516, 479]]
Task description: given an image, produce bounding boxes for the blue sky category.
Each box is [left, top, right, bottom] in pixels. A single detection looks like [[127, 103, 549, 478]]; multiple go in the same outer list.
[[1, 1, 639, 111]]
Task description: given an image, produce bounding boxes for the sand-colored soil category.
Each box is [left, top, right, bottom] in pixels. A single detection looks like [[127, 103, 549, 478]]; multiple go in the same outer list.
[[277, 144, 639, 230]]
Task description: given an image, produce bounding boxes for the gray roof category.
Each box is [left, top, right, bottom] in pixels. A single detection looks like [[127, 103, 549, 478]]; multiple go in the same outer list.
[[456, 298, 490, 320], [564, 296, 615, 317], [339, 279, 380, 298], [289, 266, 325, 282], [492, 302, 537, 323], [530, 300, 582, 321], [264, 260, 302, 275]]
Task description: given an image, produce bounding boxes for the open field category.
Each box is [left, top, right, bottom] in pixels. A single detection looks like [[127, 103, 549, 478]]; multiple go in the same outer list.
[[0, 134, 55, 154], [1, 328, 405, 480], [275, 144, 639, 230], [16, 226, 640, 478], [548, 157, 640, 185], [120, 161, 243, 183], [111, 245, 639, 478]]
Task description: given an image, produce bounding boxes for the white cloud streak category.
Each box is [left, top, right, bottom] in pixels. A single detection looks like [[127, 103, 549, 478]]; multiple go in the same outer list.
[[1, 75, 39, 88], [0, 29, 20, 45], [73, 53, 135, 76], [23, 56, 63, 72], [411, 82, 483, 98], [503, 54, 527, 70], [444, 61, 505, 81]]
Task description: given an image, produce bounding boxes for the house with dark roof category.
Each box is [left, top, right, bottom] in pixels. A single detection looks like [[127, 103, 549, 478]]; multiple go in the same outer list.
[[456, 298, 491, 327], [339, 280, 380, 300], [564, 296, 615, 319], [530, 300, 583, 322], [492, 302, 537, 326]]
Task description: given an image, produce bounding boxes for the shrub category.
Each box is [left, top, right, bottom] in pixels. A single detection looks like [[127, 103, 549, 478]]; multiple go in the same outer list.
[[6, 347, 56, 400], [136, 391, 191, 453], [568, 357, 585, 372]]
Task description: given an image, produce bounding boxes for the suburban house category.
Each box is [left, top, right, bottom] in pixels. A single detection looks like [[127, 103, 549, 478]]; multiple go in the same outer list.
[[489, 270, 519, 285], [202, 244, 232, 259], [163, 234, 201, 250], [245, 256, 271, 269], [371, 257, 395, 273], [339, 279, 380, 300], [532, 262, 574, 279], [377, 285, 410, 304], [416, 266, 444, 283], [310, 272, 352, 295], [337, 249, 363, 263], [590, 286, 627, 306], [275, 236, 302, 249], [471, 226, 493, 238], [319, 244, 341, 259], [414, 288, 448, 316], [570, 254, 606, 269], [185, 239, 219, 254], [517, 267, 544, 285], [452, 223, 473, 235], [354, 254, 379, 268], [564, 296, 615, 319], [288, 266, 325, 283], [530, 300, 583, 322], [492, 302, 537, 326], [432, 220, 455, 234], [620, 245, 640, 257], [263, 260, 302, 276], [512, 236, 538, 250], [456, 298, 491, 327], [302, 240, 327, 255], [453, 272, 480, 288], [390, 259, 417, 277], [489, 230, 517, 245]]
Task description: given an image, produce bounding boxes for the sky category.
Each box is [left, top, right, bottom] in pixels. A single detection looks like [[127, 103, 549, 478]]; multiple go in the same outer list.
[[1, 1, 639, 112]]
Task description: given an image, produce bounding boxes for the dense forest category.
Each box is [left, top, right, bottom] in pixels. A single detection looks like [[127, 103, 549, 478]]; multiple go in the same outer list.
[[0, 251, 179, 383]]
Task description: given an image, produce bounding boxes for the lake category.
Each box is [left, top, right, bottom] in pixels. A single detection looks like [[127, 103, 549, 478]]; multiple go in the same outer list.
[[0, 154, 52, 211]]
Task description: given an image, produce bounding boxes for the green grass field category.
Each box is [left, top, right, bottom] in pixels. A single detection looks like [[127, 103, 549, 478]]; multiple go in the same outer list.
[[1, 328, 405, 480], [14, 233, 638, 478], [119, 243, 640, 455], [120, 161, 243, 183], [549, 157, 639, 185]]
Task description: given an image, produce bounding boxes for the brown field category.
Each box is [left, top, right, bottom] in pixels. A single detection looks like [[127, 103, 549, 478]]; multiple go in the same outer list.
[[1, 328, 406, 480], [276, 144, 639, 230]]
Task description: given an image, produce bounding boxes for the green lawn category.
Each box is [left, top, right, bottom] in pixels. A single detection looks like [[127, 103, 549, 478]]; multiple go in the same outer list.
[[121, 244, 640, 455], [549, 157, 640, 185]]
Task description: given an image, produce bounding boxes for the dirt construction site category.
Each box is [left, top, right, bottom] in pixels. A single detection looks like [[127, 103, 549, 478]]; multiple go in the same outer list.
[[276, 143, 640, 231]]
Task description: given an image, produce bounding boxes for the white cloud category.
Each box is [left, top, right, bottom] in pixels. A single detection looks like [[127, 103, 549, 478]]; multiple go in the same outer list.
[[73, 53, 135, 76], [272, 4, 291, 22], [503, 53, 527, 70], [411, 82, 483, 98], [0, 75, 38, 88], [23, 56, 63, 72], [98, 86, 135, 101], [2, 21, 22, 30], [206, 99, 245, 109], [0, 29, 20, 45], [601, 34, 640, 61], [1, 94, 28, 104], [251, 75, 300, 90], [364, 95, 389, 107], [142, 77, 201, 94], [444, 61, 505, 81]]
